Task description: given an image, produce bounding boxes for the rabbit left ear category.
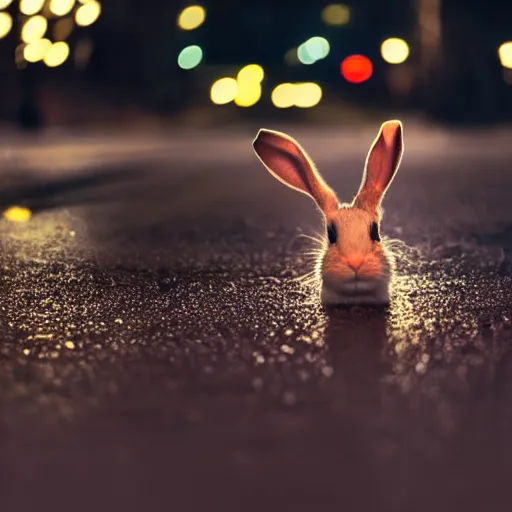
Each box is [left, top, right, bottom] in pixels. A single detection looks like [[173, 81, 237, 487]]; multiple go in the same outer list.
[[253, 128, 339, 214], [354, 120, 403, 211]]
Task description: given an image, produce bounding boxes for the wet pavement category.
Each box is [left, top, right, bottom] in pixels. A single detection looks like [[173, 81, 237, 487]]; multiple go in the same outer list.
[[1, 122, 512, 511]]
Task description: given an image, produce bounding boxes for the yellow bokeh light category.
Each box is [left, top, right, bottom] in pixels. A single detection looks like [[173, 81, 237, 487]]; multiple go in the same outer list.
[[210, 77, 238, 105], [271, 83, 322, 108], [0, 12, 12, 39], [234, 82, 262, 107], [24, 38, 52, 62], [3, 206, 32, 223], [75, 1, 101, 26], [177, 5, 206, 30], [498, 42, 512, 69], [294, 83, 323, 108], [21, 15, 48, 44], [321, 4, 350, 25], [49, 0, 75, 16], [43, 41, 70, 67], [0, 0, 13, 9], [381, 38, 410, 64], [271, 83, 296, 108], [237, 64, 264, 84], [20, 0, 45, 15], [53, 17, 74, 40]]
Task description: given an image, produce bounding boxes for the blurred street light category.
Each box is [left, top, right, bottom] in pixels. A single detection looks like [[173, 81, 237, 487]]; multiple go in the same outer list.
[[498, 42, 512, 69], [43, 40, 69, 67], [177, 45, 203, 69], [0, 11, 12, 38], [271, 82, 322, 108], [75, 1, 101, 26], [297, 36, 330, 65], [321, 4, 350, 26], [177, 5, 206, 31], [3, 0, 102, 65], [21, 15, 48, 44], [234, 82, 261, 107], [271, 83, 295, 108], [20, 0, 45, 16], [381, 38, 410, 64], [237, 64, 264, 84], [294, 83, 322, 108], [50, 0, 75, 16], [340, 55, 373, 83], [210, 77, 238, 105], [0, 0, 102, 130], [24, 37, 51, 62]]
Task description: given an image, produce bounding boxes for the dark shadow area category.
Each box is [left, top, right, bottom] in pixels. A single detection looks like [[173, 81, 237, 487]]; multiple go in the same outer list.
[[0, 163, 145, 213]]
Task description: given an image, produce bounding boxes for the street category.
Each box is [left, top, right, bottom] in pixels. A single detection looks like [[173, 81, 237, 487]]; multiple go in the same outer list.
[[1, 120, 512, 511]]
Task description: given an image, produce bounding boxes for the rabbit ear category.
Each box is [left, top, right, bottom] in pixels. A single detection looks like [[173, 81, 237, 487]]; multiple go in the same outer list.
[[253, 128, 339, 214], [354, 120, 403, 211]]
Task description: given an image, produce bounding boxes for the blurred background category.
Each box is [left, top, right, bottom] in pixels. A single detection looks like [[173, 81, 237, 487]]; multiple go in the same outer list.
[[0, 0, 511, 131]]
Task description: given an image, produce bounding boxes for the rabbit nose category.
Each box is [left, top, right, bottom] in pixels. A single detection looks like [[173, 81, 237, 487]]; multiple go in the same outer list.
[[343, 255, 364, 271]]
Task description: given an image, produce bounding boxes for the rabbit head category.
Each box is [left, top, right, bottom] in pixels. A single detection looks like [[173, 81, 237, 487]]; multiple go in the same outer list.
[[252, 120, 404, 307]]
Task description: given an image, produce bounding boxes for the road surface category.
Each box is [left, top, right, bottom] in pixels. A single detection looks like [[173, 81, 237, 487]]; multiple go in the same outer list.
[[1, 120, 512, 511]]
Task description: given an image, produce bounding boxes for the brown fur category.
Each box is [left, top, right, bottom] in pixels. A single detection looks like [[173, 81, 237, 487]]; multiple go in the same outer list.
[[253, 121, 404, 306]]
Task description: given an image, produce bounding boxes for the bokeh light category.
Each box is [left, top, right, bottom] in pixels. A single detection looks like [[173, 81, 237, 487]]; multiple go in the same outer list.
[[498, 42, 512, 69], [297, 43, 315, 65], [271, 83, 323, 108], [0, 0, 13, 9], [307, 37, 330, 60], [237, 64, 264, 84], [234, 83, 261, 107], [300, 37, 330, 65], [75, 0, 101, 26], [24, 37, 51, 62], [271, 83, 296, 108], [3, 206, 32, 223], [177, 45, 203, 69], [284, 48, 300, 65], [49, 0, 75, 16], [43, 41, 70, 67], [15, 44, 25, 65], [75, 38, 93, 69], [381, 38, 410, 64], [210, 77, 238, 105], [298, 37, 330, 64], [0, 12, 12, 39], [53, 17, 74, 40], [294, 82, 323, 108], [21, 15, 48, 44], [177, 5, 206, 30], [321, 4, 350, 26], [20, 0, 45, 16], [341, 55, 373, 83]]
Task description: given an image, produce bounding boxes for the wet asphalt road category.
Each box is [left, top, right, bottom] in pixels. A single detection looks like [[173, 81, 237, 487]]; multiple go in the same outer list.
[[1, 122, 512, 511]]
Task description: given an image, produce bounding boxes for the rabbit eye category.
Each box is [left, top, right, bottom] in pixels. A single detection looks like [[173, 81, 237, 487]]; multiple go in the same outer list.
[[327, 222, 337, 245], [370, 222, 380, 242]]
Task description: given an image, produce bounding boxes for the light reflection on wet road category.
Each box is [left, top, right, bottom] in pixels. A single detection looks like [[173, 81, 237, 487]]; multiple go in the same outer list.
[[1, 124, 512, 511]]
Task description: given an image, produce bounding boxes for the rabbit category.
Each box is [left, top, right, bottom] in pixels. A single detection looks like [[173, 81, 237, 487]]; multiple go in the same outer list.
[[252, 120, 404, 307]]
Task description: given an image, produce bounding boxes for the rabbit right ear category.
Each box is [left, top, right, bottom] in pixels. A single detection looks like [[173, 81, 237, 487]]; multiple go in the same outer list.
[[253, 129, 339, 214]]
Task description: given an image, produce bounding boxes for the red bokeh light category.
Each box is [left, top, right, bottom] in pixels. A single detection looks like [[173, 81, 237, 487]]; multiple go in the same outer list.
[[340, 55, 373, 83]]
